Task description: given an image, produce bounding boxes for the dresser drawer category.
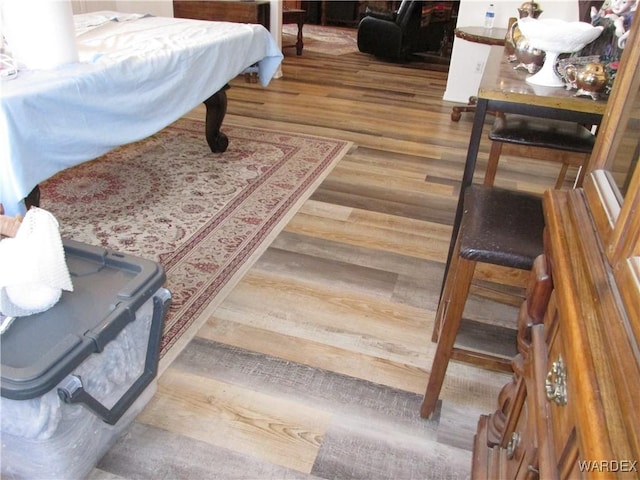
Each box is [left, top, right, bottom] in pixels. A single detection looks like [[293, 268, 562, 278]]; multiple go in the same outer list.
[[504, 398, 538, 479], [541, 293, 581, 477]]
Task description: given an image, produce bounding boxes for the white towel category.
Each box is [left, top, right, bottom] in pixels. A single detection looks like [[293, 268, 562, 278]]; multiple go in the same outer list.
[[0, 208, 73, 320]]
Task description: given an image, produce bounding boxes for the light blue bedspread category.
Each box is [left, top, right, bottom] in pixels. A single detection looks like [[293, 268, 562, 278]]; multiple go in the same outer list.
[[0, 11, 283, 216]]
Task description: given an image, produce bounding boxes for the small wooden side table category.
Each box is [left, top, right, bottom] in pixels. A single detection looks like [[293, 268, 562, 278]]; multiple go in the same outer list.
[[282, 8, 306, 55], [450, 26, 507, 122]]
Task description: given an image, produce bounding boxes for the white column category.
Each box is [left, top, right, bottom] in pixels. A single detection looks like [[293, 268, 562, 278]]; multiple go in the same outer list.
[[270, 0, 283, 78]]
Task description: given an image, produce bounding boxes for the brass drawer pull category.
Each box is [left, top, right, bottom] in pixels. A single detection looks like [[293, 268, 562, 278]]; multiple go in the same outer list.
[[506, 432, 520, 460], [545, 355, 568, 405]]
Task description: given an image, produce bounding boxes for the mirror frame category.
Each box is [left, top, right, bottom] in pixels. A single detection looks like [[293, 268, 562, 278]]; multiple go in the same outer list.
[[584, 10, 640, 327]]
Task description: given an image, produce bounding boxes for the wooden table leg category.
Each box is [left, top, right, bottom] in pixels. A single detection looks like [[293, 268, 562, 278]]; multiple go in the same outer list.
[[451, 97, 478, 122], [25, 185, 40, 209], [203, 85, 230, 153], [295, 18, 304, 55], [283, 9, 306, 56], [440, 98, 488, 298]]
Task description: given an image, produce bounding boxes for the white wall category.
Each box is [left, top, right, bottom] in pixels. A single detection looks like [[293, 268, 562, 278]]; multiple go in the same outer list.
[[116, 1, 173, 16], [71, 0, 173, 16], [71, 1, 114, 14], [444, 0, 581, 103]]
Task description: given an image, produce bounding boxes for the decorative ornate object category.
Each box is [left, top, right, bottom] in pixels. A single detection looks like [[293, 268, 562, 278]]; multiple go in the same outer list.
[[505, 2, 544, 64], [517, 17, 604, 87], [571, 62, 609, 100], [517, 1, 543, 19], [556, 54, 601, 89], [507, 1, 544, 71], [512, 33, 545, 73]]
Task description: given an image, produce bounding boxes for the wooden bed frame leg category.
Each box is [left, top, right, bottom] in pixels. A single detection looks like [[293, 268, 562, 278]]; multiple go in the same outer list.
[[203, 85, 230, 153], [25, 185, 40, 209]]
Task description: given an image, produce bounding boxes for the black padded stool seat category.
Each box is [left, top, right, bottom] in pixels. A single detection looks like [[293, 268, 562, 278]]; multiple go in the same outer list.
[[489, 115, 595, 153], [420, 184, 546, 419], [460, 185, 544, 270], [484, 115, 596, 189]]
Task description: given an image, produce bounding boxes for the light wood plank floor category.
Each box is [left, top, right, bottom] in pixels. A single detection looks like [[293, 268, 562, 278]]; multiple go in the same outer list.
[[92, 38, 577, 480]]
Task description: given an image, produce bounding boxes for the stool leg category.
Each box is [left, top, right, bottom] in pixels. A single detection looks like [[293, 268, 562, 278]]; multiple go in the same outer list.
[[421, 257, 476, 419], [432, 235, 464, 343], [484, 142, 503, 186]]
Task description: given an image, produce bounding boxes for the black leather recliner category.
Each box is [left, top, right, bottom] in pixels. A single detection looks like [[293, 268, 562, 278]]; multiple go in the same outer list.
[[357, 0, 425, 61]]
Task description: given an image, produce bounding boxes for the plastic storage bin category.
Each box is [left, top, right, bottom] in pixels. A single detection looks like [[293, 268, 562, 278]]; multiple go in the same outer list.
[[1, 238, 171, 480]]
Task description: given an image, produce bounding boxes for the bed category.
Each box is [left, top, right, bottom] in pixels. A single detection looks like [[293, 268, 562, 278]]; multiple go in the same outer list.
[[0, 11, 283, 217]]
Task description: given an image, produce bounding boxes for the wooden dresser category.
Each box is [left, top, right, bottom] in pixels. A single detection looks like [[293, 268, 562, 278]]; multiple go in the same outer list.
[[471, 14, 640, 480], [173, 1, 270, 29]]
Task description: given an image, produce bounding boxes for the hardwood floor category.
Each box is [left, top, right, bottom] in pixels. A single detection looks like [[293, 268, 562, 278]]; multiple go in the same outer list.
[[91, 41, 573, 480]]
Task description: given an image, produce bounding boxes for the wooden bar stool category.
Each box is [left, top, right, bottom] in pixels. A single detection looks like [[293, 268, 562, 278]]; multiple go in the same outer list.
[[420, 185, 544, 419], [484, 115, 596, 189]]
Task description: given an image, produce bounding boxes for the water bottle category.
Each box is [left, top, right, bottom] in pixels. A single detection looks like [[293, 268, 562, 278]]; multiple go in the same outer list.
[[484, 3, 495, 29]]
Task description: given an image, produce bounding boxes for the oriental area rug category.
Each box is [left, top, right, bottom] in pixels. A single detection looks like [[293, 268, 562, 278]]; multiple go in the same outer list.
[[40, 118, 351, 365], [283, 24, 358, 56]]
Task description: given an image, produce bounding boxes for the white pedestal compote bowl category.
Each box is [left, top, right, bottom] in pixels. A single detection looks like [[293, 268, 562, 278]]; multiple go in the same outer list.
[[517, 16, 604, 87]]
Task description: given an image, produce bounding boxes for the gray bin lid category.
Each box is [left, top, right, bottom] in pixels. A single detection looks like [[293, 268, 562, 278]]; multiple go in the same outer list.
[[1, 238, 166, 400]]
